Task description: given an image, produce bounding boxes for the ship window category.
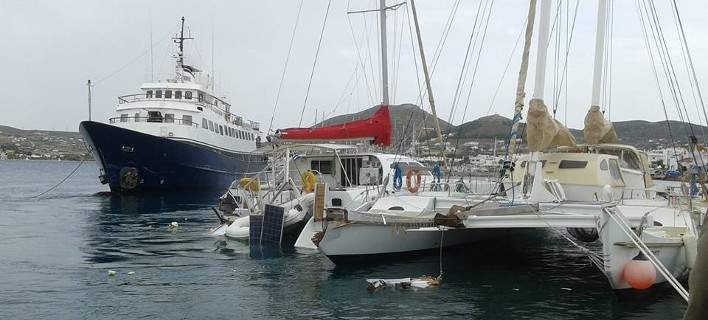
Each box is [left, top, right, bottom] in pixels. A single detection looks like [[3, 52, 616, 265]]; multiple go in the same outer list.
[[185, 91, 193, 99], [219, 125, 224, 135], [208, 120, 214, 131], [240, 131, 244, 139], [182, 115, 192, 126], [230, 127, 234, 137], [311, 160, 333, 174], [609, 159, 622, 180], [202, 118, 208, 129], [559, 160, 587, 169], [155, 90, 162, 98], [198, 92, 204, 102], [165, 90, 172, 99], [147, 111, 163, 122], [134, 113, 140, 121], [146, 90, 153, 98], [120, 114, 129, 122], [164, 113, 174, 123], [175, 91, 182, 99], [600, 159, 608, 171]]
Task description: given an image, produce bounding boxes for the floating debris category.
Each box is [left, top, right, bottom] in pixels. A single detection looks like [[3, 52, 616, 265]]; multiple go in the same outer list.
[[366, 276, 441, 292], [127, 271, 135, 275], [561, 287, 572, 291], [168, 221, 180, 232], [107, 270, 117, 277]]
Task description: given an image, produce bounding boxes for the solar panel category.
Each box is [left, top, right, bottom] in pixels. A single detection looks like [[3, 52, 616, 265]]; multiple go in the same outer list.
[[260, 205, 285, 246], [249, 214, 263, 247]]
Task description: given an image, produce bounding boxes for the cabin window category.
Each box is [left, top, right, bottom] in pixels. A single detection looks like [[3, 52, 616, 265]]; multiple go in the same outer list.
[[311, 160, 333, 174], [175, 91, 182, 99], [208, 120, 214, 132], [230, 127, 234, 137], [198, 92, 204, 102], [600, 159, 608, 171], [134, 113, 140, 121], [202, 118, 208, 129], [155, 90, 163, 98], [185, 91, 193, 99], [609, 159, 622, 180], [164, 113, 174, 123], [182, 115, 193, 126], [520, 160, 546, 168], [249, 133, 253, 140], [120, 114, 129, 122], [219, 125, 224, 135], [147, 111, 163, 122], [146, 90, 153, 98], [559, 160, 587, 169], [164, 90, 172, 99]]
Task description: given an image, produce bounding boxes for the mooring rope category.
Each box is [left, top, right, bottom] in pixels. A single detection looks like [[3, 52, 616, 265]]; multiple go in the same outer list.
[[31, 160, 85, 198]]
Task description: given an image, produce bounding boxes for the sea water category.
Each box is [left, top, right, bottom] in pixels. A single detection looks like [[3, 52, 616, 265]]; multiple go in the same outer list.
[[0, 160, 686, 319]]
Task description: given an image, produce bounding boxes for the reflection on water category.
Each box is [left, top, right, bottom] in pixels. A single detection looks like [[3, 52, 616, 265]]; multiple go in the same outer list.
[[0, 160, 687, 319]]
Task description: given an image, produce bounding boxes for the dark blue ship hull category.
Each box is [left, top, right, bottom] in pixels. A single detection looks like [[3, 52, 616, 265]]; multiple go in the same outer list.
[[79, 121, 266, 194]]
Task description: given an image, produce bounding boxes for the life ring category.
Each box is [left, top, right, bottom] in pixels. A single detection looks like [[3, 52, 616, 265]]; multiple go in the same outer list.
[[301, 170, 317, 193], [238, 177, 259, 193], [406, 170, 422, 193]]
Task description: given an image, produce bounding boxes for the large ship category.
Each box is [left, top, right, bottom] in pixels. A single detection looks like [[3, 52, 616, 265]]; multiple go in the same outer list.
[[80, 17, 266, 194]]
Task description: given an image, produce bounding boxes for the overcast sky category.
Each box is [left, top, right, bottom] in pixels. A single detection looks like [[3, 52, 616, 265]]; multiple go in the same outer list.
[[2, 0, 708, 132]]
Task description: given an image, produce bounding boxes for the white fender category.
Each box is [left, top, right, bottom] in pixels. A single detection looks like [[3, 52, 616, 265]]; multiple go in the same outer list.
[[224, 216, 250, 240]]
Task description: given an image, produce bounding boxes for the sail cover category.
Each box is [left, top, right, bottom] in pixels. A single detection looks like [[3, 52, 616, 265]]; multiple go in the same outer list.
[[275, 105, 392, 146], [583, 105, 618, 145], [526, 98, 577, 152]]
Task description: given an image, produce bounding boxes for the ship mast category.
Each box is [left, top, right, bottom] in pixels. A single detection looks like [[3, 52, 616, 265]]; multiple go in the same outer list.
[[173, 17, 193, 82]]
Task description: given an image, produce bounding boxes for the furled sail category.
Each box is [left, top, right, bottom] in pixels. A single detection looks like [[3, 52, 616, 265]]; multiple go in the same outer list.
[[526, 98, 577, 152], [583, 105, 618, 144], [274, 105, 392, 146]]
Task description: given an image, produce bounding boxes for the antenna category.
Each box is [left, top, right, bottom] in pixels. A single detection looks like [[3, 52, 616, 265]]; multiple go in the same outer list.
[[87, 80, 92, 121], [149, 12, 154, 82], [172, 16, 194, 80], [211, 26, 215, 90]]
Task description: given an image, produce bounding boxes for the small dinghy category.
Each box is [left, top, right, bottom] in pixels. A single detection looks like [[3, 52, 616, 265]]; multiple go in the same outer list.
[[222, 193, 315, 240]]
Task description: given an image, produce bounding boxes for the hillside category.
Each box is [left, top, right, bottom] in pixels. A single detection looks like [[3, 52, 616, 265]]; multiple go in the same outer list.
[[317, 105, 705, 149], [0, 125, 90, 160]]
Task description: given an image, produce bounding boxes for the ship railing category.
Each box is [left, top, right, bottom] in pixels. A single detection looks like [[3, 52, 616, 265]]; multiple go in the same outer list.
[[117, 93, 261, 131], [109, 116, 199, 128]]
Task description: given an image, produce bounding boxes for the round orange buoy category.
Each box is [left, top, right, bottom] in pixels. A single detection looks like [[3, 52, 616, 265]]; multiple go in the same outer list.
[[623, 258, 656, 290]]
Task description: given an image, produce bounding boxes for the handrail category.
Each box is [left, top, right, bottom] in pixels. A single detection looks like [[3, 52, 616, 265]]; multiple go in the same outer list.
[[109, 116, 199, 128], [116, 93, 261, 131]]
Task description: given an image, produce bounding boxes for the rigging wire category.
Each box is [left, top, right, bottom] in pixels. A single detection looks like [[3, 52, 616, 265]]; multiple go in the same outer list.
[[445, 0, 496, 179], [346, 0, 376, 106], [485, 17, 527, 115], [669, 0, 708, 139], [94, 29, 175, 86], [635, 0, 680, 166], [298, 0, 333, 127], [268, 0, 305, 133]]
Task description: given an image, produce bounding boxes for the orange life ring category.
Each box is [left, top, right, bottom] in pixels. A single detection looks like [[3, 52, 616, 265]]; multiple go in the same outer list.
[[406, 170, 422, 193]]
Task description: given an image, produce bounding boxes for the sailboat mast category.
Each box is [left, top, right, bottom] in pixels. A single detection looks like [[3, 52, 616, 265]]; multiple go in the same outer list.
[[380, 0, 389, 105], [532, 0, 552, 100], [508, 0, 538, 156], [590, 0, 608, 108], [409, 0, 444, 149]]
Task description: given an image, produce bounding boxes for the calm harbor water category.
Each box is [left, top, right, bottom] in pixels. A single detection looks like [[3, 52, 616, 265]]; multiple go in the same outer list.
[[0, 160, 686, 319]]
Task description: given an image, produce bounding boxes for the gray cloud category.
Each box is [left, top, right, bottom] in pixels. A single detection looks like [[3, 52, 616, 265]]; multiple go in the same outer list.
[[1, 0, 707, 132]]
